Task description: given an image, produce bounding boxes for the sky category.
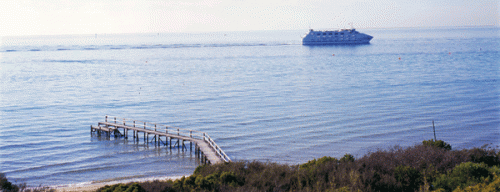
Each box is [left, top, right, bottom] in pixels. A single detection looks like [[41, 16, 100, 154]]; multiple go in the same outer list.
[[0, 0, 498, 36]]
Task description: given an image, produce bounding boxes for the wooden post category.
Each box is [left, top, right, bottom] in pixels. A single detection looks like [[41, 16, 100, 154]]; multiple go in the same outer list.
[[203, 154, 206, 164], [123, 119, 126, 138], [133, 121, 136, 139], [201, 152, 204, 163], [433, 120, 437, 141]]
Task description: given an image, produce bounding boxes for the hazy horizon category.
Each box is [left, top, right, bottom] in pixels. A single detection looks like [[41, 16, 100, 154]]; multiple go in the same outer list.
[[1, 0, 498, 37]]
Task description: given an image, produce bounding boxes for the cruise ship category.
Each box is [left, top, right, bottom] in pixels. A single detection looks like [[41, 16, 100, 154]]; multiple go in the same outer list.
[[302, 28, 373, 45]]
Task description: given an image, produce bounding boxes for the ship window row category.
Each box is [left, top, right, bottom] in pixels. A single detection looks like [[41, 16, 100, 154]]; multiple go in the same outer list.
[[316, 33, 346, 36], [315, 35, 356, 38]]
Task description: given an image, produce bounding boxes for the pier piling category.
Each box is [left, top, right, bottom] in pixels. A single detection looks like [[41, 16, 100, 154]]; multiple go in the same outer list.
[[91, 115, 231, 164]]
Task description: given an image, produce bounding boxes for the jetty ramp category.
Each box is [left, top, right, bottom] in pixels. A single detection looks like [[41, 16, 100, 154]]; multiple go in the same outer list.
[[91, 115, 230, 164]]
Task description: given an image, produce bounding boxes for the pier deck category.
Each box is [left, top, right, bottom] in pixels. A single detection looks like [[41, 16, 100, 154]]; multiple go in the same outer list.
[[91, 116, 230, 164]]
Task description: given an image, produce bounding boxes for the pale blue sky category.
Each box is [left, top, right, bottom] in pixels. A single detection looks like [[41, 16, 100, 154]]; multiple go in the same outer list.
[[0, 0, 498, 36]]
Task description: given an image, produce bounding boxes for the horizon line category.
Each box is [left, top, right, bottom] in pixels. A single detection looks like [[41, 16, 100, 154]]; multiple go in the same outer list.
[[1, 25, 498, 38]]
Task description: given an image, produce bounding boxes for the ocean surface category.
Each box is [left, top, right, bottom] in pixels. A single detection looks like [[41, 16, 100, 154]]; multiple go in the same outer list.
[[1, 27, 499, 187]]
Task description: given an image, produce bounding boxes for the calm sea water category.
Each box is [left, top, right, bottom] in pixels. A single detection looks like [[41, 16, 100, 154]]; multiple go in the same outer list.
[[1, 27, 499, 187]]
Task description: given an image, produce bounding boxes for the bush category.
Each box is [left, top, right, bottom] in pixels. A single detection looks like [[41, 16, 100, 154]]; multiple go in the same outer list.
[[452, 174, 500, 192], [340, 154, 355, 163], [433, 162, 493, 191], [298, 156, 339, 190], [423, 139, 452, 150], [394, 165, 422, 191], [138, 180, 175, 192], [83, 140, 500, 192], [98, 183, 146, 192], [465, 148, 500, 167], [220, 171, 244, 187], [1, 173, 19, 192], [299, 156, 338, 170]]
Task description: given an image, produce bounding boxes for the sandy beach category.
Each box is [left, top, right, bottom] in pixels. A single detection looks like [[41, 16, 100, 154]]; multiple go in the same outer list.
[[50, 176, 186, 192], [53, 183, 106, 192]]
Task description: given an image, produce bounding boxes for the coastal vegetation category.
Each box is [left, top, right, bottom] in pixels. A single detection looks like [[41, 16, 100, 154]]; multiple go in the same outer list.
[[96, 140, 499, 192], [1, 173, 20, 192], [1, 140, 499, 192]]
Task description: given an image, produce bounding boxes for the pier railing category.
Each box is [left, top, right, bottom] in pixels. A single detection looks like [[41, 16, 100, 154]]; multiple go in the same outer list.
[[104, 115, 231, 162]]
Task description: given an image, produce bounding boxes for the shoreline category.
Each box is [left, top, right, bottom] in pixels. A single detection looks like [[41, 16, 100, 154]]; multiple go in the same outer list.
[[50, 175, 187, 192]]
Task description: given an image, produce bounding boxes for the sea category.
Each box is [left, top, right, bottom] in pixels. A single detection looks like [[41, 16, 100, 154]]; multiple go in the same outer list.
[[1, 27, 499, 187]]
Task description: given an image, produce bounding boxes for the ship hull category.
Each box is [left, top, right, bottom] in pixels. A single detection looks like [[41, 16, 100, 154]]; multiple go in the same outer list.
[[302, 29, 373, 45], [302, 39, 371, 45]]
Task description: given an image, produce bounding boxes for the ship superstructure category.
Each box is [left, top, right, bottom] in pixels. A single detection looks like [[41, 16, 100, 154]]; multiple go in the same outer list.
[[302, 28, 373, 45]]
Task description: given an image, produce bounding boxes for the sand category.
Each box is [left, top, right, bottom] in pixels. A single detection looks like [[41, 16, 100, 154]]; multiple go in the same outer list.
[[50, 176, 187, 192], [53, 183, 106, 192]]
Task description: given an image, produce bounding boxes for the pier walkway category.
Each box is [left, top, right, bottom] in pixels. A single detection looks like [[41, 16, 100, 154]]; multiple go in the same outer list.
[[90, 115, 230, 164]]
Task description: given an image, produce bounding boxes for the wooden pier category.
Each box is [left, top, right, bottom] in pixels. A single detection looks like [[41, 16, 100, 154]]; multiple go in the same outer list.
[[90, 115, 231, 164]]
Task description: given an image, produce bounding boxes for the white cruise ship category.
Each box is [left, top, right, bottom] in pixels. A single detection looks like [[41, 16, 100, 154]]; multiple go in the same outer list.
[[302, 28, 373, 45]]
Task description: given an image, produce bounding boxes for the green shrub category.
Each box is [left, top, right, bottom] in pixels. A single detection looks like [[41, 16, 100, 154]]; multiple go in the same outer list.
[[98, 183, 146, 192], [220, 171, 244, 187], [452, 175, 500, 192], [73, 140, 500, 192], [0, 173, 19, 192], [423, 139, 452, 150], [137, 180, 174, 192], [340, 154, 355, 163], [194, 175, 213, 190], [433, 162, 493, 191], [394, 165, 422, 191], [182, 175, 196, 189], [193, 164, 208, 174], [300, 156, 338, 170], [171, 176, 184, 191]]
